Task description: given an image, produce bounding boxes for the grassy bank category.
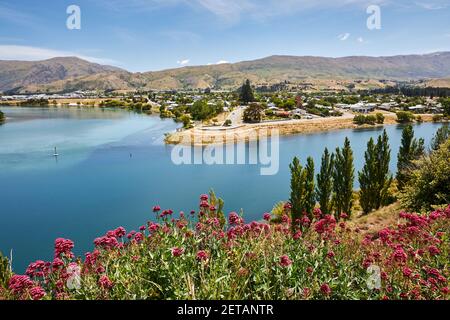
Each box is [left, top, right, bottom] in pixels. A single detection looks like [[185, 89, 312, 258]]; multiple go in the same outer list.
[[1, 195, 448, 300]]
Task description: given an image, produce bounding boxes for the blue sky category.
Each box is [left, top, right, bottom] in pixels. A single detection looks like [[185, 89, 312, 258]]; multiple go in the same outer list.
[[0, 0, 449, 72]]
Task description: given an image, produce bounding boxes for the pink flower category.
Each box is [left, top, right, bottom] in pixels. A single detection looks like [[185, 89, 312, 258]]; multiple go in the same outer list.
[[320, 283, 332, 295], [326, 251, 335, 259], [200, 201, 209, 208], [340, 213, 349, 220], [94, 235, 119, 250], [293, 231, 302, 240], [200, 194, 209, 201], [306, 267, 313, 274], [172, 247, 184, 257], [228, 212, 242, 226], [114, 227, 126, 238], [196, 250, 208, 261], [263, 213, 271, 221], [54, 238, 74, 259], [279, 255, 292, 267], [52, 258, 64, 269], [134, 232, 144, 242], [392, 247, 407, 263], [402, 267, 413, 278], [29, 286, 46, 300], [313, 208, 322, 219], [8, 275, 34, 295], [152, 205, 161, 212], [99, 275, 114, 290], [428, 245, 440, 256]]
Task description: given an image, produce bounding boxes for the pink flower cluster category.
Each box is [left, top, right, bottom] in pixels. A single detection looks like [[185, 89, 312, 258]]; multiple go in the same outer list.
[[54, 238, 74, 259]]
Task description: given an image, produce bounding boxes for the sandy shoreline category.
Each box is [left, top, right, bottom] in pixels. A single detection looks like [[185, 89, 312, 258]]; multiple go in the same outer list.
[[165, 113, 438, 146]]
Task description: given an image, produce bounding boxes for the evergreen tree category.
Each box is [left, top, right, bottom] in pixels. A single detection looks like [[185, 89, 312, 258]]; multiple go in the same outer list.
[[375, 130, 393, 209], [239, 79, 255, 105], [397, 125, 425, 190], [431, 125, 449, 151], [359, 138, 377, 214], [304, 157, 315, 216], [289, 157, 306, 227], [316, 148, 334, 215], [359, 130, 393, 214], [333, 138, 355, 218]]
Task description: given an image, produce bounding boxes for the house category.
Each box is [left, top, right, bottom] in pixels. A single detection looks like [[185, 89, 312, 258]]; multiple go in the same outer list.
[[379, 102, 397, 111], [350, 102, 376, 114], [292, 108, 307, 116], [408, 105, 426, 113]]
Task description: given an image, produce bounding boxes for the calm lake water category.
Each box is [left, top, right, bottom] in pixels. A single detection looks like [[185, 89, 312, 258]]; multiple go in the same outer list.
[[0, 106, 443, 272]]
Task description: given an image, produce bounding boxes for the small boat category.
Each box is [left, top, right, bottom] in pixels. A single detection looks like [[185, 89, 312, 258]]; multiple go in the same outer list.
[[53, 147, 59, 157]]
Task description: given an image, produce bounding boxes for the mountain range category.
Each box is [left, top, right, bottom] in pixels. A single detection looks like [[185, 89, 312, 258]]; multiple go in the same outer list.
[[1, 52, 450, 94]]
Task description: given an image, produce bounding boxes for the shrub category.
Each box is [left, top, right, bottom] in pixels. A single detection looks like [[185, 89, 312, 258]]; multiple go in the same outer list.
[[432, 114, 443, 122], [400, 139, 450, 212], [376, 113, 385, 124], [223, 119, 232, 127], [243, 103, 264, 123], [396, 111, 415, 123], [353, 114, 377, 125]]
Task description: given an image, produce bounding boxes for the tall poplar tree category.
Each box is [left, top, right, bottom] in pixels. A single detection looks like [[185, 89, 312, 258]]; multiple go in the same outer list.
[[359, 130, 393, 214], [316, 148, 334, 215], [333, 138, 355, 217], [239, 79, 255, 105], [304, 157, 316, 216], [397, 125, 425, 190]]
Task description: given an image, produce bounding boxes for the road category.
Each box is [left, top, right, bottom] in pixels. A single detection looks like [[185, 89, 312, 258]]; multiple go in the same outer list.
[[226, 106, 245, 126]]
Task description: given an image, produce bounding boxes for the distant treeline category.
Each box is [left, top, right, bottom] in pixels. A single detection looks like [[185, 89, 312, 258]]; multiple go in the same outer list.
[[364, 86, 450, 98]]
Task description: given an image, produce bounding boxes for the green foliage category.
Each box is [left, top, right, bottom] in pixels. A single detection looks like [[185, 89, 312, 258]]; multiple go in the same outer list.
[[304, 157, 316, 216], [440, 98, 450, 117], [396, 125, 425, 190], [289, 156, 316, 225], [353, 114, 376, 125], [431, 125, 450, 151], [179, 115, 192, 129], [316, 148, 334, 215], [189, 100, 222, 121], [358, 130, 393, 214], [290, 157, 307, 226], [239, 79, 255, 105], [332, 138, 355, 218], [243, 103, 264, 123], [100, 99, 124, 108], [396, 111, 415, 123], [18, 98, 49, 106], [375, 113, 385, 124], [0, 251, 11, 289], [0, 110, 4, 124], [400, 139, 450, 211]]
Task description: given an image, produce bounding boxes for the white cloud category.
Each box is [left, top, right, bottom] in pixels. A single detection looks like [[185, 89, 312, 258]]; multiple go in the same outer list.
[[357, 37, 364, 43], [207, 60, 230, 65], [338, 33, 350, 41], [415, 1, 449, 10], [177, 59, 190, 66], [0, 45, 118, 65]]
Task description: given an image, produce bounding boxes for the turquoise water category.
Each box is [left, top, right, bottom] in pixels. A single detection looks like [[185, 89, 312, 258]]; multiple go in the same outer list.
[[0, 106, 443, 272]]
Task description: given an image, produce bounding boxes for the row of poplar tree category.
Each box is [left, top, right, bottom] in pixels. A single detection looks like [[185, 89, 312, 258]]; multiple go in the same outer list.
[[289, 125, 448, 222]]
